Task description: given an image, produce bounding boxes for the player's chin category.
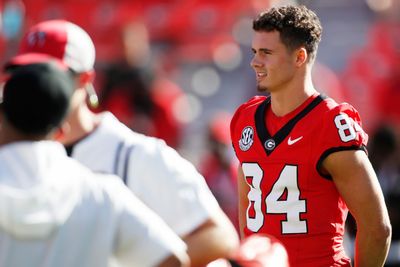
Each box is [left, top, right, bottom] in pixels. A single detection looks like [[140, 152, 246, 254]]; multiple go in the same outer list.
[[257, 85, 269, 93]]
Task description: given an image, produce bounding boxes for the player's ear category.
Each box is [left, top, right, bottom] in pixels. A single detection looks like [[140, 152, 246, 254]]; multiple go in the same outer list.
[[294, 47, 308, 67], [53, 121, 71, 141]]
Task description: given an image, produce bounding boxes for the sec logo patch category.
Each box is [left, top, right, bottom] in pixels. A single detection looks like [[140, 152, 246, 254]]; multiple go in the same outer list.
[[239, 126, 254, 151]]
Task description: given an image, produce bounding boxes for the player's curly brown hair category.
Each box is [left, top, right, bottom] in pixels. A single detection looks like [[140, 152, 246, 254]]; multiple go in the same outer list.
[[253, 5, 322, 61]]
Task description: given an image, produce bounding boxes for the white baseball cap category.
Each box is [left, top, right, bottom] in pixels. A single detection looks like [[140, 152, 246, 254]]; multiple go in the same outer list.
[[6, 20, 95, 73]]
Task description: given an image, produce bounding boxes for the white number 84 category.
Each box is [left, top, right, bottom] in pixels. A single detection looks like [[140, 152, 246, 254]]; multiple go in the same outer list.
[[334, 113, 360, 142], [242, 163, 307, 234]]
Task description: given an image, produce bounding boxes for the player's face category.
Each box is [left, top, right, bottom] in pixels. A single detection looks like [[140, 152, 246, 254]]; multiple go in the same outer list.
[[251, 31, 297, 93]]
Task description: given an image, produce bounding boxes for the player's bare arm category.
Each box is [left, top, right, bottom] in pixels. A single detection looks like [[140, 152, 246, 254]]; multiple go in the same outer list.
[[237, 165, 249, 239], [322, 150, 392, 267]]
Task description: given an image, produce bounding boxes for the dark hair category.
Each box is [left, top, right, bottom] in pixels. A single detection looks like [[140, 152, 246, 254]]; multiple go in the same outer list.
[[253, 5, 322, 61], [2, 63, 74, 135]]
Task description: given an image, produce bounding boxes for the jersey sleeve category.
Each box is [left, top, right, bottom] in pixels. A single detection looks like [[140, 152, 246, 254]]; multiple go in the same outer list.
[[316, 102, 369, 178], [102, 175, 187, 267], [125, 137, 221, 237]]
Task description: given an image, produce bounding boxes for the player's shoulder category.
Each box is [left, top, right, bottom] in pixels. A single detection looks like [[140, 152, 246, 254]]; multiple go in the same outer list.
[[320, 96, 358, 113], [130, 131, 169, 153], [235, 95, 268, 114], [97, 114, 175, 168], [65, 156, 120, 185], [317, 95, 368, 144], [319, 96, 362, 122], [61, 156, 124, 198], [99, 111, 166, 148], [231, 95, 268, 131]]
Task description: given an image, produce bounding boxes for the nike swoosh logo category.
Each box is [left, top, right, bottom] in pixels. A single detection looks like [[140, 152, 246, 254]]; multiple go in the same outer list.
[[288, 136, 303, 145]]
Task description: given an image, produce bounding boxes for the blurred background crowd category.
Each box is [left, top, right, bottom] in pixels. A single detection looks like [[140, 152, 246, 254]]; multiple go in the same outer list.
[[0, 0, 399, 265]]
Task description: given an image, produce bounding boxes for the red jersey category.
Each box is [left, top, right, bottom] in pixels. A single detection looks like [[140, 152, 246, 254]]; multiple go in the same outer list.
[[230, 94, 368, 267]]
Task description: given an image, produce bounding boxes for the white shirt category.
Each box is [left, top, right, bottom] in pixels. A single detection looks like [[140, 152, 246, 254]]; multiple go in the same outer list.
[[70, 112, 220, 236], [0, 141, 186, 267]]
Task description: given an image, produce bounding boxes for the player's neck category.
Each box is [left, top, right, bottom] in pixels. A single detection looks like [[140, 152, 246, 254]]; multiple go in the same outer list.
[[270, 74, 316, 117], [0, 121, 50, 146], [59, 105, 100, 146]]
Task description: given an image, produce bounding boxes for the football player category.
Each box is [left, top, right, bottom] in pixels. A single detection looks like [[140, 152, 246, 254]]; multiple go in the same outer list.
[[230, 5, 391, 267]]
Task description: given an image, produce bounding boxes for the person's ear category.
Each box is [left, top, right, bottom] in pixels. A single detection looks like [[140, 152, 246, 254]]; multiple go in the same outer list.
[[295, 47, 308, 67], [53, 121, 71, 141]]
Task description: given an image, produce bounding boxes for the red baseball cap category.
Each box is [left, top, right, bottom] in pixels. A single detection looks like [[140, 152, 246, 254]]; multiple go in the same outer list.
[[5, 20, 95, 73], [4, 53, 68, 72]]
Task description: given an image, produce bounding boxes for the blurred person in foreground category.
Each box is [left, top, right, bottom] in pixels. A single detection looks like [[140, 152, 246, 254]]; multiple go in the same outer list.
[[230, 5, 391, 267], [199, 112, 239, 232], [0, 61, 189, 267], [5, 19, 239, 267]]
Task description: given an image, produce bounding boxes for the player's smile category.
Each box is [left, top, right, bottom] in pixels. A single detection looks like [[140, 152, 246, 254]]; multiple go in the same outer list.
[[255, 71, 267, 82]]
